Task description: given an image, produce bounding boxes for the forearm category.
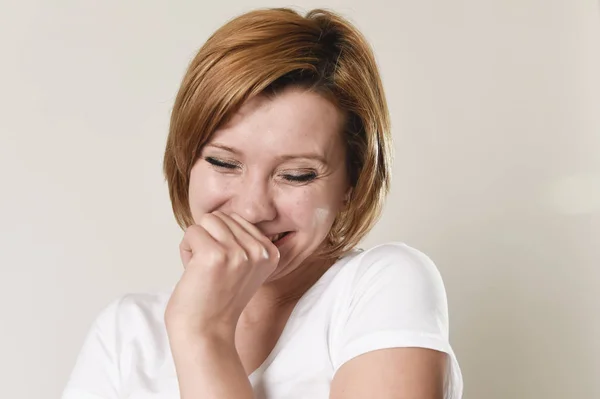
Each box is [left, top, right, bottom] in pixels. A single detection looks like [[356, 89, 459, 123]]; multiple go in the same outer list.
[[169, 333, 254, 399]]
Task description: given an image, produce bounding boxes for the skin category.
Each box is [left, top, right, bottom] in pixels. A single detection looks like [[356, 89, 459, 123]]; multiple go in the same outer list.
[[163, 86, 447, 399], [188, 85, 350, 318]]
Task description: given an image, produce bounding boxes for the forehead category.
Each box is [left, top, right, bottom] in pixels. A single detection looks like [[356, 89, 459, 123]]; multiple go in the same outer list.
[[210, 87, 345, 156]]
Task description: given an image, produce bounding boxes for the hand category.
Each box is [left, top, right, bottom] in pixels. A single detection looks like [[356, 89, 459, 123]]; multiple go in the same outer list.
[[164, 211, 280, 341]]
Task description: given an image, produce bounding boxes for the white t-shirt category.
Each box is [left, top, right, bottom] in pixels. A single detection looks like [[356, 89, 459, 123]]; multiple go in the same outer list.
[[62, 242, 463, 398]]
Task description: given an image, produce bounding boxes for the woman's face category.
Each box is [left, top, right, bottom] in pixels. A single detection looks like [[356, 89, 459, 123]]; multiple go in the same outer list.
[[188, 86, 350, 279]]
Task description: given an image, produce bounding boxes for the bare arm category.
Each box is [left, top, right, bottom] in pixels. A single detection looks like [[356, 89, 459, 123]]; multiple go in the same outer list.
[[330, 347, 447, 399], [164, 212, 280, 399], [169, 331, 253, 399]]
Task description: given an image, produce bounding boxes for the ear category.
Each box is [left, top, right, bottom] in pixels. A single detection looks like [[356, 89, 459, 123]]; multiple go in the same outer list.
[[343, 187, 353, 206]]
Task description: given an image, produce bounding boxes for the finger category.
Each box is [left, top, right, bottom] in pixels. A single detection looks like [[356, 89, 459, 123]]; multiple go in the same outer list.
[[198, 213, 239, 248], [212, 211, 269, 261], [229, 212, 280, 261], [180, 224, 222, 268], [199, 213, 250, 266]]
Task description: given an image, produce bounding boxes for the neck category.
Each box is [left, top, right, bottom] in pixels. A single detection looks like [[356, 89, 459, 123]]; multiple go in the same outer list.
[[239, 255, 336, 325]]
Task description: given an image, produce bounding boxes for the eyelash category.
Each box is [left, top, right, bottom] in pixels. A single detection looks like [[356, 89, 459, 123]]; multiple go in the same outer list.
[[204, 157, 318, 183], [205, 157, 238, 170]]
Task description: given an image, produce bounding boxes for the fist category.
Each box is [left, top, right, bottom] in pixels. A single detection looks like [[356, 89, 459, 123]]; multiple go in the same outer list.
[[164, 211, 280, 339]]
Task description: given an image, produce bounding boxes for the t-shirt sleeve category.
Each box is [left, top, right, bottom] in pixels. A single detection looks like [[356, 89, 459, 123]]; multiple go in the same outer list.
[[331, 243, 463, 398], [61, 297, 124, 399]]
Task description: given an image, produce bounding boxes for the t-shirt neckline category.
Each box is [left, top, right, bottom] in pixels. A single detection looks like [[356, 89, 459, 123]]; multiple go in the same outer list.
[[248, 249, 361, 381]]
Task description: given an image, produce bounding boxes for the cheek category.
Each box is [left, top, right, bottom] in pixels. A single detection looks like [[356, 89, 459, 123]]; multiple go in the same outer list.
[[312, 207, 334, 229], [280, 190, 337, 233], [188, 166, 231, 218]]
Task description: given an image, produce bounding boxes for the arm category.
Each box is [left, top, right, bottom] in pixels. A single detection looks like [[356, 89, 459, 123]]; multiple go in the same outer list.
[[329, 244, 462, 399], [330, 347, 447, 399], [164, 212, 279, 399], [168, 331, 253, 399]]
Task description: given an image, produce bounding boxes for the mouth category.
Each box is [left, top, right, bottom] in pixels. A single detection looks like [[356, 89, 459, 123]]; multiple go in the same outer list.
[[267, 231, 293, 246]]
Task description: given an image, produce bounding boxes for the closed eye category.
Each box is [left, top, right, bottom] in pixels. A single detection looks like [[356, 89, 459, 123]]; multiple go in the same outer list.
[[205, 157, 318, 183], [205, 157, 238, 170], [282, 172, 318, 183]]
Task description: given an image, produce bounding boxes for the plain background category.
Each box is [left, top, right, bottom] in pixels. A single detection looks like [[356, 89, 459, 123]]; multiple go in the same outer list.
[[1, 0, 598, 398]]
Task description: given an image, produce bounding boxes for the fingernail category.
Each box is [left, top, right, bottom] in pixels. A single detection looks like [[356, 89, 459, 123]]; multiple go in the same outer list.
[[262, 247, 269, 259]]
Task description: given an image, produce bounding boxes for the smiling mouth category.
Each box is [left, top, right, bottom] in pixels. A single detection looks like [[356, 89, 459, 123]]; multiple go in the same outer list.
[[267, 231, 292, 244]]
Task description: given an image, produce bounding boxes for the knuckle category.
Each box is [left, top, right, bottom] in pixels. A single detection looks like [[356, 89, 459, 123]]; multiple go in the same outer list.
[[234, 248, 248, 263], [184, 224, 201, 237], [231, 249, 249, 265], [207, 246, 227, 266], [248, 242, 267, 261]]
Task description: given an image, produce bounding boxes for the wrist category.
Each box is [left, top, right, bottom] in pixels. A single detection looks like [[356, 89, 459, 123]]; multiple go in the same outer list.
[[165, 315, 236, 340], [167, 323, 235, 349], [166, 328, 252, 399]]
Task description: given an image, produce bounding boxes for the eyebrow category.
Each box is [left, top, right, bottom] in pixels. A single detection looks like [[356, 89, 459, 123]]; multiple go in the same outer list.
[[205, 143, 329, 166]]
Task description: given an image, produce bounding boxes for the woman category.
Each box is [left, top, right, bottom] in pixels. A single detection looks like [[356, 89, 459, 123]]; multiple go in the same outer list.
[[63, 7, 463, 399]]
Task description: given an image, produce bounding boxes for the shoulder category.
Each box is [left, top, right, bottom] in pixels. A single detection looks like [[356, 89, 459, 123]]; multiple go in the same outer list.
[[350, 241, 439, 269], [330, 242, 451, 341], [63, 290, 174, 397], [340, 242, 447, 297], [329, 243, 462, 397], [91, 289, 172, 340]]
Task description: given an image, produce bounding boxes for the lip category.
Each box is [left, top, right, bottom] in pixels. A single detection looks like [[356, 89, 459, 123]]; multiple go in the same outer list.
[[273, 231, 294, 248]]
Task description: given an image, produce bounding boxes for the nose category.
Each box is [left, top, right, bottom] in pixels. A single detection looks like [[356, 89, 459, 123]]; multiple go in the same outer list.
[[231, 175, 277, 224]]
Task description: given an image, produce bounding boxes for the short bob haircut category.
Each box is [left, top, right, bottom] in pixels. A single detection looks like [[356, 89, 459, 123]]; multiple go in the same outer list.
[[163, 7, 392, 260]]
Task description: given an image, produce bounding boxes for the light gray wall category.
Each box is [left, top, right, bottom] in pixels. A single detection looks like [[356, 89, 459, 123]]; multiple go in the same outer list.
[[1, 1, 598, 398]]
